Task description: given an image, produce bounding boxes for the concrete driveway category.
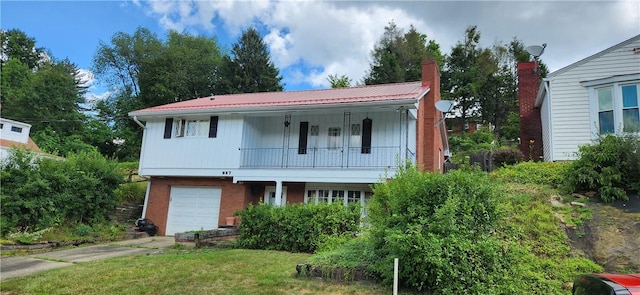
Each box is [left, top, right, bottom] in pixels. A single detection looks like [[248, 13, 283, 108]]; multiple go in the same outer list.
[[0, 237, 175, 280]]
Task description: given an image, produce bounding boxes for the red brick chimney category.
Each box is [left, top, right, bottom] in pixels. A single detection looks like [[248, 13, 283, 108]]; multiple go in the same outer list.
[[517, 62, 543, 161], [416, 60, 444, 172]]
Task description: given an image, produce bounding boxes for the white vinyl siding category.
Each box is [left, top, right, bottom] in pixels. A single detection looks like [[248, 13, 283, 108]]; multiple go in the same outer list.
[[542, 36, 640, 161], [138, 115, 243, 175]]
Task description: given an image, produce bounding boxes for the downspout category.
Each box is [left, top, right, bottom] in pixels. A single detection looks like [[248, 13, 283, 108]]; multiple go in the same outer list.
[[133, 116, 145, 129]]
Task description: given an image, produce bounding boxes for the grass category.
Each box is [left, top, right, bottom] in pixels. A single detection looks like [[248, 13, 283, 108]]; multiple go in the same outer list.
[[0, 249, 387, 295]]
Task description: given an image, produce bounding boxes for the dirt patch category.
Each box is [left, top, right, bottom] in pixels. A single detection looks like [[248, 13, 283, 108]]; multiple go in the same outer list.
[[566, 193, 640, 272]]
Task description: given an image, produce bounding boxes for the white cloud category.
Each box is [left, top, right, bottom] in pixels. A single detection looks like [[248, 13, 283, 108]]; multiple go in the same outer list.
[[134, 0, 639, 89]]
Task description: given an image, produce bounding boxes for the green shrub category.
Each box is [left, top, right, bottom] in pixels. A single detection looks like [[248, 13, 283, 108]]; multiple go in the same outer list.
[[115, 182, 147, 203], [367, 168, 503, 292], [75, 224, 93, 237], [491, 161, 570, 188], [0, 149, 122, 237], [492, 148, 524, 167], [564, 134, 640, 202], [236, 203, 361, 253]]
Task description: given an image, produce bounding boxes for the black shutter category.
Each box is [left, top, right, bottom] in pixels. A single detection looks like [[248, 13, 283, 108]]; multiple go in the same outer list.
[[164, 118, 173, 139], [208, 116, 219, 138], [362, 118, 372, 154], [298, 122, 309, 154]]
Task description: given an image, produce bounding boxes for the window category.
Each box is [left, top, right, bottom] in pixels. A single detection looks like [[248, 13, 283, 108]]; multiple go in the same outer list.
[[328, 127, 341, 149], [0, 123, 4, 129], [310, 125, 319, 136], [305, 188, 370, 206], [11, 126, 22, 133], [174, 119, 185, 137], [587, 78, 640, 135], [184, 120, 208, 137], [597, 87, 614, 134], [347, 191, 361, 204], [350, 124, 361, 147], [331, 190, 344, 204], [317, 190, 330, 203], [622, 84, 640, 132]]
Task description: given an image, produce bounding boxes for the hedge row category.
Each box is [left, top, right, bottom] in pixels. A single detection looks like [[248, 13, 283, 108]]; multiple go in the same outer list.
[[236, 202, 361, 253]]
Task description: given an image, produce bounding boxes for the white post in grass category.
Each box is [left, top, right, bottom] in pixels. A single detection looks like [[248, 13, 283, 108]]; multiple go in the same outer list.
[[393, 258, 399, 295]]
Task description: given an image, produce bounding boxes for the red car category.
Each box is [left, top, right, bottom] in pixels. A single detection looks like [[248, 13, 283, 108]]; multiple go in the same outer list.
[[573, 273, 640, 295]]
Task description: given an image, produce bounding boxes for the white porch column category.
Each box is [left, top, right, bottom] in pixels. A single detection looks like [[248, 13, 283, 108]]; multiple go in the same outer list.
[[275, 180, 283, 206]]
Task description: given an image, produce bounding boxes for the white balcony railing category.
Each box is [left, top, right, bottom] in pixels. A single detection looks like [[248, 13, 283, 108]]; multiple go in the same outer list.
[[240, 146, 415, 168]]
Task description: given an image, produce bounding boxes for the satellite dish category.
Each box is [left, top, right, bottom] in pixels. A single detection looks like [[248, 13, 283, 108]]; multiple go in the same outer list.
[[435, 100, 454, 113], [525, 43, 547, 59]]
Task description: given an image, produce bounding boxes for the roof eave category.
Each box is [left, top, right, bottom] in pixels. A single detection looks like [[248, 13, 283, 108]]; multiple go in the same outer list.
[[128, 97, 422, 119]]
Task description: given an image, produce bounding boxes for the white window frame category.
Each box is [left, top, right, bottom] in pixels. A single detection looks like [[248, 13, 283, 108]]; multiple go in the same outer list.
[[328, 127, 341, 149], [585, 76, 640, 137], [173, 118, 209, 138]]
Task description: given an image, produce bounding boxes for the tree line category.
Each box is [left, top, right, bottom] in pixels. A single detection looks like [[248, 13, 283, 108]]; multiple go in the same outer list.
[[1, 23, 546, 161]]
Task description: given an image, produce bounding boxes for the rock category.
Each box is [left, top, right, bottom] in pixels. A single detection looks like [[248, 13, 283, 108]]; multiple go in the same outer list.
[[550, 199, 567, 208], [584, 191, 597, 198], [571, 201, 587, 207], [572, 193, 588, 199], [554, 213, 566, 224], [562, 282, 573, 290]]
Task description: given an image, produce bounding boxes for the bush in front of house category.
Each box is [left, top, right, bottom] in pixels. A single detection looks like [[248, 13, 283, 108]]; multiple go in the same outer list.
[[492, 148, 524, 168], [236, 202, 361, 253], [0, 149, 123, 237], [367, 167, 503, 293], [564, 134, 640, 202]]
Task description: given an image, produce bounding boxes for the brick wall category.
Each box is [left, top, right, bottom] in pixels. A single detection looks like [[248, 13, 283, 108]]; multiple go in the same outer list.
[[416, 59, 444, 172], [517, 62, 544, 161], [145, 177, 250, 236]]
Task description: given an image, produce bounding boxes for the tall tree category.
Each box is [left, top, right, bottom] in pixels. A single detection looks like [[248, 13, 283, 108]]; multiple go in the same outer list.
[[216, 27, 284, 94], [442, 26, 485, 130], [0, 29, 105, 157], [138, 31, 222, 106], [327, 74, 352, 88], [0, 29, 46, 69], [364, 22, 443, 85], [92, 28, 225, 160]]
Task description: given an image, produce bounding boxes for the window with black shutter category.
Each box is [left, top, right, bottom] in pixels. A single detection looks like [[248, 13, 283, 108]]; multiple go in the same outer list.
[[298, 122, 309, 154], [362, 118, 372, 154], [208, 116, 219, 138], [164, 118, 173, 139]]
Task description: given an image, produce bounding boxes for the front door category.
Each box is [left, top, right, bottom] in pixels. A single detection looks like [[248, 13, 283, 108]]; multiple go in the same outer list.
[[264, 186, 287, 205]]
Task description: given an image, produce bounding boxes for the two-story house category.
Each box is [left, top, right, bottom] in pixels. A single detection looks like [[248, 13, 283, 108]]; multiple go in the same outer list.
[[519, 34, 640, 161], [129, 60, 448, 235]]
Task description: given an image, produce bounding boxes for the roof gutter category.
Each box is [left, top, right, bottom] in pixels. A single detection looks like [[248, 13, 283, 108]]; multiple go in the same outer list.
[[132, 116, 145, 129]]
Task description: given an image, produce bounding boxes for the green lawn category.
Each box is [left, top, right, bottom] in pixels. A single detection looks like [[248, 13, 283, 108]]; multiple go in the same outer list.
[[0, 249, 387, 295]]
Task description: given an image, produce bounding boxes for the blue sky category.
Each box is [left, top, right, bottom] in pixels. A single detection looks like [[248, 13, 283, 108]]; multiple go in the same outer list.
[[2, 1, 639, 101]]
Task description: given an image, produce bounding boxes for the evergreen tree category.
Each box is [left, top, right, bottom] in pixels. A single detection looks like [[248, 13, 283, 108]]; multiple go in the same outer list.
[[216, 27, 284, 94], [364, 22, 443, 85], [442, 26, 484, 130], [327, 74, 352, 88]]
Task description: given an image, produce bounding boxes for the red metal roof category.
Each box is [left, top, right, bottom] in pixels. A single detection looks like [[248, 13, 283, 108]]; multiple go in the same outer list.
[[130, 81, 428, 116]]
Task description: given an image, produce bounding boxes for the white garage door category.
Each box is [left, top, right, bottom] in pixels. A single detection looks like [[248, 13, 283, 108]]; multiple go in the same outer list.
[[165, 186, 222, 235]]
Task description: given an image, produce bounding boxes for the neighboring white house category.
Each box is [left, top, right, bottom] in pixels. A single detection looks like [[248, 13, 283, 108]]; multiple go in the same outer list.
[[0, 117, 43, 161], [129, 60, 449, 236], [534, 34, 640, 161]]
